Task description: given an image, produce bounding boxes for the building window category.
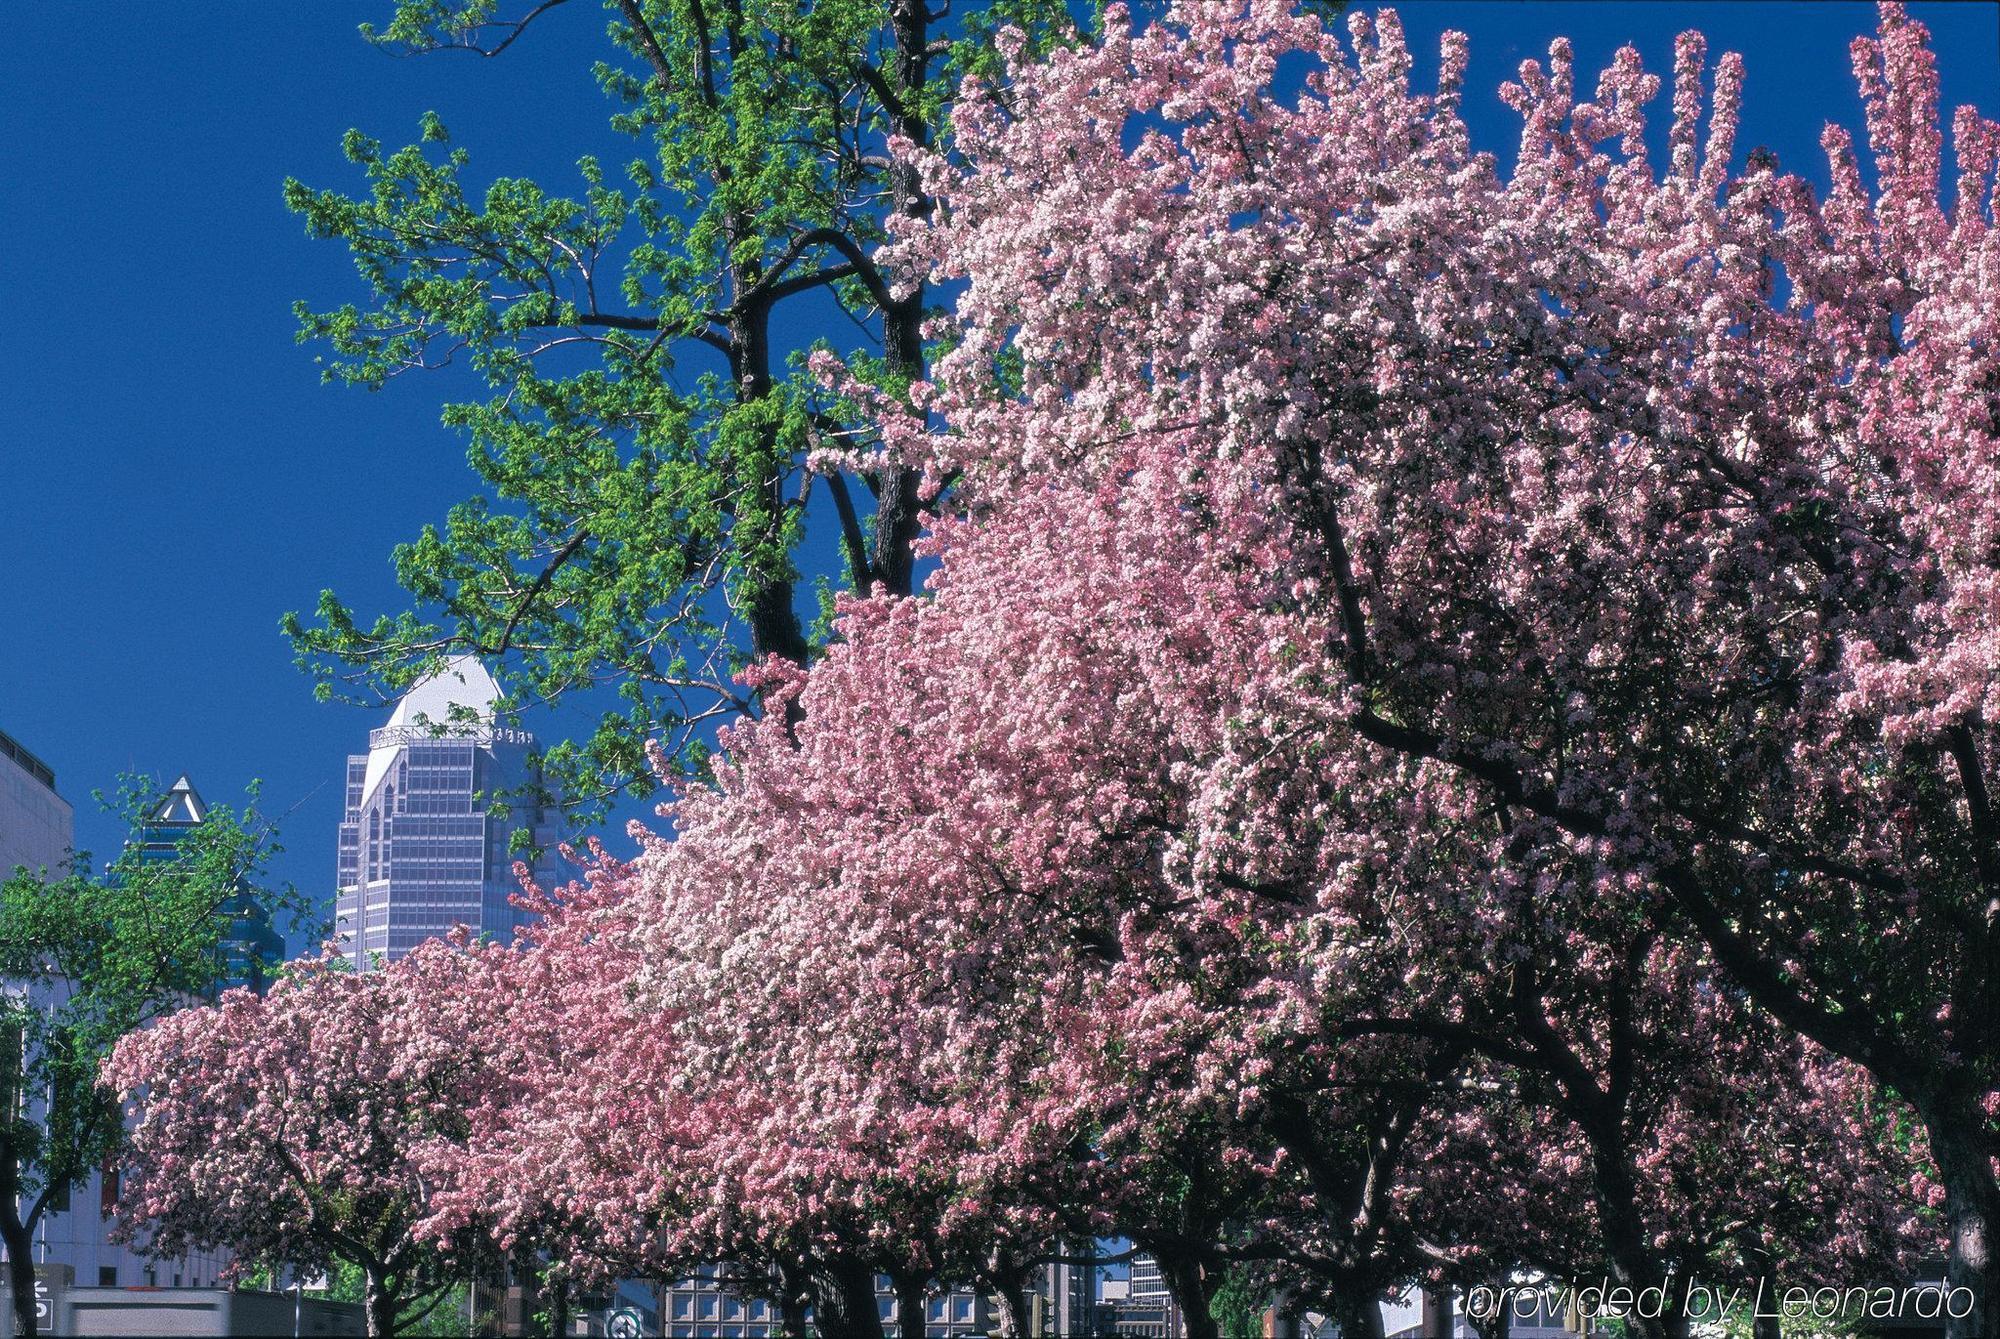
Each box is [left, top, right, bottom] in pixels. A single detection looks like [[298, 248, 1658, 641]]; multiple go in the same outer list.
[[99, 1268, 117, 1287]]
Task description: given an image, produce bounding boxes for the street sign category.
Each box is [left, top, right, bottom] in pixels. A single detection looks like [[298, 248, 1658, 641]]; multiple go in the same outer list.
[[606, 1306, 645, 1338], [0, 1263, 73, 1336]]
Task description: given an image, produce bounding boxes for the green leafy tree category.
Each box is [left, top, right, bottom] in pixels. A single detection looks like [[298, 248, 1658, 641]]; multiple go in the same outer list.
[[320, 1261, 473, 1338], [282, 0, 1079, 819], [0, 780, 290, 1339], [1208, 1264, 1263, 1339]]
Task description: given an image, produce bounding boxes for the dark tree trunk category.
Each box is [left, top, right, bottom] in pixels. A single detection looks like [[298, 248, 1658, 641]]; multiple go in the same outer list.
[[891, 1274, 929, 1339], [547, 1278, 570, 1339], [1, 1144, 41, 1339], [988, 1279, 1024, 1339], [1739, 1244, 1780, 1339], [1156, 1251, 1220, 1339], [4, 1242, 36, 1339], [810, 1258, 886, 1339], [1587, 1144, 1679, 1339], [1926, 1109, 2000, 1339], [362, 1265, 397, 1339], [729, 302, 809, 677], [1332, 1295, 1384, 1339], [987, 1267, 1030, 1338], [1467, 1289, 1510, 1339], [774, 1257, 813, 1336], [863, 0, 930, 602]]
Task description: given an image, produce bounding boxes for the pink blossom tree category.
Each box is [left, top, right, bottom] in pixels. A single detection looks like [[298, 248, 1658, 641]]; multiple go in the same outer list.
[[103, 951, 499, 1338], [401, 865, 703, 1298], [840, 0, 1998, 1328], [600, 447, 1925, 1337]]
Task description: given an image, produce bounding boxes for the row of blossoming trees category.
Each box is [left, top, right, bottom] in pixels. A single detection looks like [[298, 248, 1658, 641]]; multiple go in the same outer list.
[[101, 4, 1999, 1338]]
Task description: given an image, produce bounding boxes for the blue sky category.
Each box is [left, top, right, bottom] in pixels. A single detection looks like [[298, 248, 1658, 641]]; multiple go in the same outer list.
[[3, 2, 1995, 942]]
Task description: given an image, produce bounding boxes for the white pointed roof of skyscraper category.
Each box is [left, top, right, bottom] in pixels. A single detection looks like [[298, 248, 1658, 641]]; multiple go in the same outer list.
[[148, 775, 208, 826], [385, 655, 503, 732], [360, 656, 507, 806]]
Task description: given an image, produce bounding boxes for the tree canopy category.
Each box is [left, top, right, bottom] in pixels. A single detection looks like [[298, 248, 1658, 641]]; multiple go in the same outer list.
[[2, 782, 286, 1339], [281, 0, 1076, 819]]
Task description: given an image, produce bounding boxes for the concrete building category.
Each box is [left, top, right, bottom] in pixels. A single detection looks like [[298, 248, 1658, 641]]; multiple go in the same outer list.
[[1115, 1256, 1179, 1338], [0, 1282, 363, 1337], [649, 1268, 1002, 1338], [886, 1279, 994, 1337], [1041, 1247, 1099, 1337], [0, 727, 71, 878], [333, 657, 555, 967], [656, 1266, 787, 1337]]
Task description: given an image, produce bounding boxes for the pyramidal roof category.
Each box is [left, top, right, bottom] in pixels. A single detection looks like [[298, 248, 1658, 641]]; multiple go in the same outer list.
[[148, 775, 207, 826], [361, 657, 508, 805], [384, 655, 504, 732]]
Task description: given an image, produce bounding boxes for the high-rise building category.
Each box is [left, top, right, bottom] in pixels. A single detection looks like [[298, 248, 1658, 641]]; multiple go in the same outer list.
[[334, 657, 555, 967], [132, 776, 285, 993], [1041, 1245, 1100, 1336], [1119, 1255, 1180, 1338]]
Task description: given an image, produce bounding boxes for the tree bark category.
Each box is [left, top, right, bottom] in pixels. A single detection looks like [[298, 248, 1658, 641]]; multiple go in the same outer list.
[[729, 301, 809, 676], [1467, 1286, 1510, 1339], [1586, 1142, 1680, 1339], [986, 1267, 1031, 1338], [1, 1188, 39, 1339], [774, 1256, 813, 1336], [1156, 1251, 1220, 1339], [547, 1277, 570, 1339], [362, 1265, 397, 1339], [1925, 1107, 2000, 1339], [861, 0, 930, 602], [1332, 1295, 1384, 1339], [892, 1275, 928, 1339], [4, 1243, 36, 1339], [811, 1257, 886, 1339]]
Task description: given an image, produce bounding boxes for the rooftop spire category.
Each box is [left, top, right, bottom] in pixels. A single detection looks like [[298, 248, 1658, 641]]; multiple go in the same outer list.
[[148, 775, 207, 826]]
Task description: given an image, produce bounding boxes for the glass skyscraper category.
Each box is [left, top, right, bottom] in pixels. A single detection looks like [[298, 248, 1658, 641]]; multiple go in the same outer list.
[[134, 775, 285, 993], [334, 656, 555, 966]]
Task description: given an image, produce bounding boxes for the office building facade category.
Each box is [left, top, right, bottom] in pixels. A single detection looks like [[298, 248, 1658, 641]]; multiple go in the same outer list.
[[334, 657, 555, 966], [1041, 1247, 1099, 1337], [1115, 1256, 1180, 1338], [0, 727, 71, 879], [652, 1268, 999, 1338]]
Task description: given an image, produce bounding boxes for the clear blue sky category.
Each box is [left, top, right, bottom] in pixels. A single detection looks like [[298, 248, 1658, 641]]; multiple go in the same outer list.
[[3, 3, 1995, 943]]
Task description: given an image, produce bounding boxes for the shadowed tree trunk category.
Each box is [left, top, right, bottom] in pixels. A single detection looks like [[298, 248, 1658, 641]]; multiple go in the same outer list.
[[1155, 1250, 1220, 1339], [890, 1271, 929, 1339], [1333, 1294, 1385, 1339], [811, 1257, 886, 1339], [362, 1264, 398, 1339]]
